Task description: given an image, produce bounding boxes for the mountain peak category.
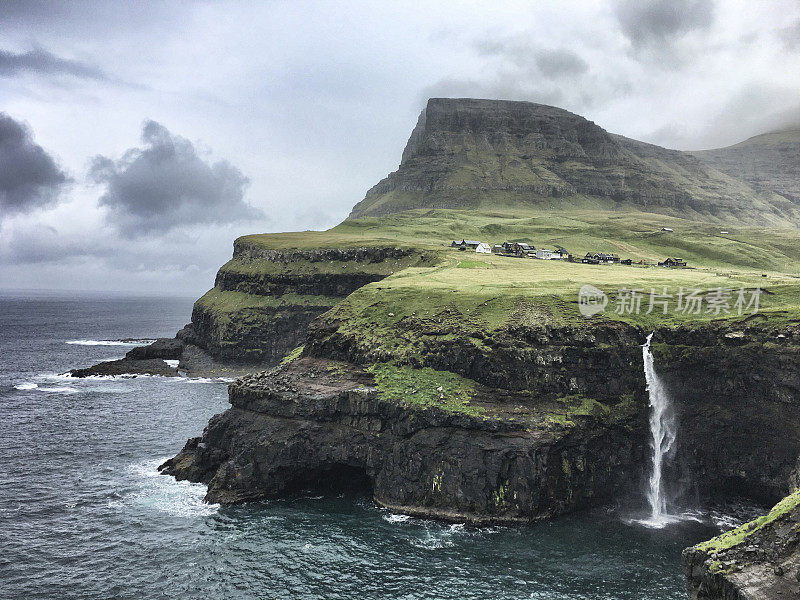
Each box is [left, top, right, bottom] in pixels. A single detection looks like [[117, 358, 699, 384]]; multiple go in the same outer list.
[[348, 97, 800, 226]]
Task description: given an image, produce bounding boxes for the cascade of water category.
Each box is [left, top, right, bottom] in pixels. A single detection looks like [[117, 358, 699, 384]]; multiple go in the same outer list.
[[640, 332, 678, 527]]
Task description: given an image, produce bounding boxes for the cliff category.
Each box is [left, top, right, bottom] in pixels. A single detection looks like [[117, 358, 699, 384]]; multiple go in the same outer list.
[[349, 98, 799, 226], [162, 318, 800, 529], [683, 489, 800, 599], [177, 240, 430, 365]]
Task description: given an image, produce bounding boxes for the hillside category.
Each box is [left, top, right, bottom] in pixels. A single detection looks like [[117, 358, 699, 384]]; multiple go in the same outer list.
[[349, 98, 800, 226], [692, 129, 800, 205]]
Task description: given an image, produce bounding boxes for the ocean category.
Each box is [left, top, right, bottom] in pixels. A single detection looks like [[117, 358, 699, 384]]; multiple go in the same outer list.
[[0, 293, 753, 599]]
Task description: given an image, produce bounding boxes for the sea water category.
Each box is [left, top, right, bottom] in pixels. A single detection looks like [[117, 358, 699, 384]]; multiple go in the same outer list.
[[0, 292, 761, 599]]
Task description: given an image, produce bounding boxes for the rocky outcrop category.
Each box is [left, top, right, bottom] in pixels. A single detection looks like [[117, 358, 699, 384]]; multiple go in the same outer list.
[[69, 243, 433, 376], [180, 242, 431, 365], [349, 98, 799, 225], [70, 337, 182, 377], [653, 326, 800, 505], [683, 489, 800, 599], [161, 356, 645, 521], [70, 357, 178, 378], [163, 315, 800, 537]]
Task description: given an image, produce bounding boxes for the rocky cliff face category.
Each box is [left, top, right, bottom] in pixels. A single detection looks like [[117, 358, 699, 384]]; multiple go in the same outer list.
[[162, 354, 646, 522], [349, 98, 798, 225], [653, 327, 800, 504], [163, 312, 800, 536], [683, 489, 800, 599], [176, 241, 431, 365]]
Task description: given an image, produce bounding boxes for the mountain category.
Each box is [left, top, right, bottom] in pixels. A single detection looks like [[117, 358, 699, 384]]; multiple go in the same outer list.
[[350, 98, 799, 226], [691, 129, 800, 205]]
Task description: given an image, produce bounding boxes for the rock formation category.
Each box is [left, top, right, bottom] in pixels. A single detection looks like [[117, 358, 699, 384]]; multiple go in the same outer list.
[[350, 98, 800, 226]]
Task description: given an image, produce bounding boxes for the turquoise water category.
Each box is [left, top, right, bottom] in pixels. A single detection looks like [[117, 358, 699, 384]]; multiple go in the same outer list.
[[0, 294, 749, 599]]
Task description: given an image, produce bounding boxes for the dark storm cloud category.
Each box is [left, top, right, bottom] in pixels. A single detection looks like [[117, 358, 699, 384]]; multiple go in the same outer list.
[[90, 120, 261, 237], [614, 0, 714, 56], [0, 48, 108, 80], [0, 113, 69, 218]]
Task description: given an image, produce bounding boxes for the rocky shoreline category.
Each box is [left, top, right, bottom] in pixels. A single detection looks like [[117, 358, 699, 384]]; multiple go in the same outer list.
[[160, 356, 645, 522]]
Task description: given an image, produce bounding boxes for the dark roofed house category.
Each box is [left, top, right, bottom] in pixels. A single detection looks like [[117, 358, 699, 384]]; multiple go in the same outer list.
[[658, 257, 687, 267], [583, 252, 619, 264], [582, 252, 600, 265], [452, 239, 483, 251], [498, 241, 536, 257]]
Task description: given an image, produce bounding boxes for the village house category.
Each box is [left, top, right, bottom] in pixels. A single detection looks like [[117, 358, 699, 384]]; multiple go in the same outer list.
[[494, 241, 536, 257], [475, 242, 491, 254], [451, 239, 483, 251], [658, 257, 687, 267], [535, 249, 563, 260], [583, 252, 619, 264]]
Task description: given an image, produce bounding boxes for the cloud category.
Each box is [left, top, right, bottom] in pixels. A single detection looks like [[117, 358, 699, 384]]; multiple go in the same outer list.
[[0, 47, 109, 80], [476, 38, 589, 80], [0, 113, 69, 218], [419, 76, 565, 107], [645, 86, 800, 150], [615, 0, 715, 47], [534, 49, 589, 79], [90, 120, 261, 237], [780, 18, 800, 50], [614, 0, 715, 63]]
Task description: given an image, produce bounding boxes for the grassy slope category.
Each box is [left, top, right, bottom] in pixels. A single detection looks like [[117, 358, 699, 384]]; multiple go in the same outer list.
[[241, 208, 800, 339]]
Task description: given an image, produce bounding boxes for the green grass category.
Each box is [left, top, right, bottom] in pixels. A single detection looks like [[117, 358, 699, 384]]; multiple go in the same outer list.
[[367, 362, 483, 417], [241, 207, 800, 272], [544, 394, 637, 429], [196, 288, 339, 313], [280, 346, 304, 365], [320, 248, 800, 362], [197, 208, 800, 371], [695, 488, 800, 555]]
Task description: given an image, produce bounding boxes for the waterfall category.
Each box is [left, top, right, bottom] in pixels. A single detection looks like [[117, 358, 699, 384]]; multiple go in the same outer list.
[[640, 332, 678, 528]]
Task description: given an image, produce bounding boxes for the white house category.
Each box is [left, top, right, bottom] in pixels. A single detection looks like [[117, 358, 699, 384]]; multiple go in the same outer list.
[[475, 242, 491, 254], [535, 249, 562, 260]]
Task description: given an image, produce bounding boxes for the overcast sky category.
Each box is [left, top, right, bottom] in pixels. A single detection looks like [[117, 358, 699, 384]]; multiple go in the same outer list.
[[1, 0, 798, 295]]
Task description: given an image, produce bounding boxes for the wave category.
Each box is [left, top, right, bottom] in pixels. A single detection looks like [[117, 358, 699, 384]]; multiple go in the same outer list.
[[13, 382, 39, 390], [167, 376, 235, 384], [14, 381, 79, 394], [123, 458, 218, 518], [383, 512, 412, 524], [66, 339, 155, 346]]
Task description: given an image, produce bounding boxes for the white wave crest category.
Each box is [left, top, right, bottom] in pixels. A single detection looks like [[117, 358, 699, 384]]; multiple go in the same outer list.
[[124, 458, 218, 518], [383, 512, 412, 524], [38, 386, 80, 394], [168, 376, 235, 384], [66, 339, 155, 346], [14, 382, 38, 390]]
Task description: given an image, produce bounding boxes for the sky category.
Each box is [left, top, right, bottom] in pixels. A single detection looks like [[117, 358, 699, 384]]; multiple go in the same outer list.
[[1, 0, 799, 296]]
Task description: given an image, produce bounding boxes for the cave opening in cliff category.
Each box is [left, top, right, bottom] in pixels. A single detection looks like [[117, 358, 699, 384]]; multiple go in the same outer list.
[[281, 464, 374, 498]]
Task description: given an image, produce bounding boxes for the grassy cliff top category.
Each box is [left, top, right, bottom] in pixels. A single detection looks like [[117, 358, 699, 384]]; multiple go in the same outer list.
[[229, 208, 800, 336], [241, 207, 800, 270]]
